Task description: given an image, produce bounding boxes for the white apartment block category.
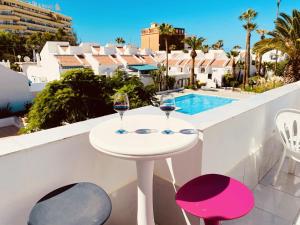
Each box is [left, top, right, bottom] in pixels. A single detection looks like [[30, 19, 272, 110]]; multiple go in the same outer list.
[[22, 42, 159, 83], [157, 49, 257, 87], [21, 41, 263, 88]]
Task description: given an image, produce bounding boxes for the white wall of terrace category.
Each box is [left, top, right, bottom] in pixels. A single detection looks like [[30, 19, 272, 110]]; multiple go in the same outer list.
[[0, 82, 300, 225]]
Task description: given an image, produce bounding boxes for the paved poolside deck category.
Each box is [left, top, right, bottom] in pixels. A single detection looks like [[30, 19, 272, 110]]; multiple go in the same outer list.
[[184, 88, 256, 100]]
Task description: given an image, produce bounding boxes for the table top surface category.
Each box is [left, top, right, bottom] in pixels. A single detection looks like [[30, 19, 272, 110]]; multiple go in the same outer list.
[[89, 115, 199, 160]]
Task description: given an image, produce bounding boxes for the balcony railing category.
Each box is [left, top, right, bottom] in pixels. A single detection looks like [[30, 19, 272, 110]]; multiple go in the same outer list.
[[0, 82, 300, 224]]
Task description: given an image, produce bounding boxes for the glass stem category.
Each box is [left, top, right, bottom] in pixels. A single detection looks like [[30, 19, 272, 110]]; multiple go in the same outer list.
[[120, 112, 124, 131], [166, 112, 170, 131]]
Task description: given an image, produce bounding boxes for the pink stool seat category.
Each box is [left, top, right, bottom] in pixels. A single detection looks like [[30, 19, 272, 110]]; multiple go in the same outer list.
[[176, 174, 254, 225]]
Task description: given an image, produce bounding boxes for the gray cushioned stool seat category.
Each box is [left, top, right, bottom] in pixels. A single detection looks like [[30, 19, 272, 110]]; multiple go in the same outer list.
[[28, 183, 112, 225]]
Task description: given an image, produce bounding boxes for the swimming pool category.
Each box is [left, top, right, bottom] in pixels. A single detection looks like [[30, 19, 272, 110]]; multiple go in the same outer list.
[[175, 94, 236, 115]]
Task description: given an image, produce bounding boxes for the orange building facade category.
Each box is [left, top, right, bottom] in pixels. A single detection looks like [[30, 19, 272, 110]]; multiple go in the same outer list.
[[141, 23, 185, 51], [0, 0, 72, 35]]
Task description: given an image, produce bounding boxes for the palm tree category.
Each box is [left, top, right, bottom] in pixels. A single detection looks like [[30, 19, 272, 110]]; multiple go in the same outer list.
[[115, 37, 125, 45], [227, 45, 241, 79], [202, 45, 210, 53], [212, 40, 224, 50], [274, 0, 281, 74], [256, 29, 268, 76], [159, 23, 175, 83], [239, 9, 258, 88], [253, 10, 300, 83], [183, 36, 205, 87]]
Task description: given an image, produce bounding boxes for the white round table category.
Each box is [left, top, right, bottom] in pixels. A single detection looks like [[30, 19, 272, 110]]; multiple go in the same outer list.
[[89, 115, 199, 225]]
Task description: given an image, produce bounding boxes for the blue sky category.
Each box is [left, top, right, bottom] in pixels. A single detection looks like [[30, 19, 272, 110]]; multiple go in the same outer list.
[[37, 0, 300, 50]]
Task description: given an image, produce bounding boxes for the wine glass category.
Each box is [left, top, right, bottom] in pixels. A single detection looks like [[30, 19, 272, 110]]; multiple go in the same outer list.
[[113, 93, 129, 134], [160, 93, 176, 134]]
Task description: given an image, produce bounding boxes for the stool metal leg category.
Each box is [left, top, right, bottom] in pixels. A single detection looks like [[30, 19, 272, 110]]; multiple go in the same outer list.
[[204, 219, 220, 225]]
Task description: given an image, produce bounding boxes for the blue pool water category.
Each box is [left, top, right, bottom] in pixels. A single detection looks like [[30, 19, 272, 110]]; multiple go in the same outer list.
[[175, 94, 236, 115]]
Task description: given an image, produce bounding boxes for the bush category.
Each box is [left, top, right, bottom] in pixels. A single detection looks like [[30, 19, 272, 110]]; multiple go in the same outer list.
[[276, 60, 288, 77], [23, 68, 157, 133], [115, 76, 157, 109], [196, 81, 207, 89], [244, 76, 284, 93], [222, 73, 239, 88], [0, 103, 13, 119], [166, 76, 176, 90]]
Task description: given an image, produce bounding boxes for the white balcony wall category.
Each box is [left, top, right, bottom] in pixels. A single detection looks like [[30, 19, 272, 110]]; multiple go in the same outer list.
[[98, 65, 119, 76], [124, 46, 138, 55], [100, 46, 117, 55], [211, 67, 231, 86], [84, 54, 101, 75], [196, 72, 209, 83], [68, 46, 83, 55], [79, 43, 97, 53], [200, 82, 300, 188], [40, 41, 69, 55], [27, 54, 61, 82], [0, 65, 31, 112], [140, 48, 152, 55], [1, 82, 300, 224]]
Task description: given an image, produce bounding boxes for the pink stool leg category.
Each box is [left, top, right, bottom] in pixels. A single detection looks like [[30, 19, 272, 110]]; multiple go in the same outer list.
[[204, 219, 220, 225]]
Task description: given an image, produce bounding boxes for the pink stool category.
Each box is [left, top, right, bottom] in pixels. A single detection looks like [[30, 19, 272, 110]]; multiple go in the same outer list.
[[175, 174, 254, 225]]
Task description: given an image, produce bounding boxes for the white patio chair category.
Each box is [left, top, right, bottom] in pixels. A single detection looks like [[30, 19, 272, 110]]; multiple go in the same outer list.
[[273, 109, 300, 185]]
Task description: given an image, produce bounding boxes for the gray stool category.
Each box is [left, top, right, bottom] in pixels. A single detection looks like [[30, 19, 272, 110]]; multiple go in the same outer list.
[[28, 183, 112, 225]]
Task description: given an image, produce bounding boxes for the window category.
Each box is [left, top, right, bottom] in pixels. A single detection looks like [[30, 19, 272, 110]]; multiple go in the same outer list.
[[201, 68, 205, 73], [208, 74, 212, 79]]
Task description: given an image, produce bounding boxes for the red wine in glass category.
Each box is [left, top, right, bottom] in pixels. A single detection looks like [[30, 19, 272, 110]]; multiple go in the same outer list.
[[160, 94, 176, 134], [113, 93, 129, 134], [114, 105, 129, 113]]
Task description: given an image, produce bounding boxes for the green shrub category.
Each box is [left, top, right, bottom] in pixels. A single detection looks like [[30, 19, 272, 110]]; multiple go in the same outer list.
[[196, 81, 207, 89], [243, 76, 284, 93], [166, 76, 176, 90], [116, 76, 157, 109], [222, 73, 239, 87], [23, 68, 157, 133]]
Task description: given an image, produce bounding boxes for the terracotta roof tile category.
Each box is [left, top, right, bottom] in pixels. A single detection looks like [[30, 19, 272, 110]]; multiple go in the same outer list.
[[211, 59, 227, 67], [194, 59, 203, 67], [93, 55, 119, 65], [178, 59, 190, 66], [163, 59, 181, 66], [77, 55, 91, 67], [200, 59, 213, 67], [140, 55, 156, 64], [122, 55, 142, 65], [56, 55, 82, 67]]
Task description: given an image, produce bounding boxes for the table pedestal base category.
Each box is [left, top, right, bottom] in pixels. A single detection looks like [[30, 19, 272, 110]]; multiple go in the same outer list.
[[136, 160, 155, 225], [204, 219, 220, 225]]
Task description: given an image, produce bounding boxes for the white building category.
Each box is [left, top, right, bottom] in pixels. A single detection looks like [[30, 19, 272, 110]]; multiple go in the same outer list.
[[158, 49, 257, 87], [22, 42, 159, 83], [261, 50, 286, 63], [0, 64, 32, 112]]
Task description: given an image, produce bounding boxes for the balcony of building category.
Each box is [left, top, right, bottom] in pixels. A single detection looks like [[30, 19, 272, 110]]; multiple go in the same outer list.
[[1, 81, 300, 225]]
